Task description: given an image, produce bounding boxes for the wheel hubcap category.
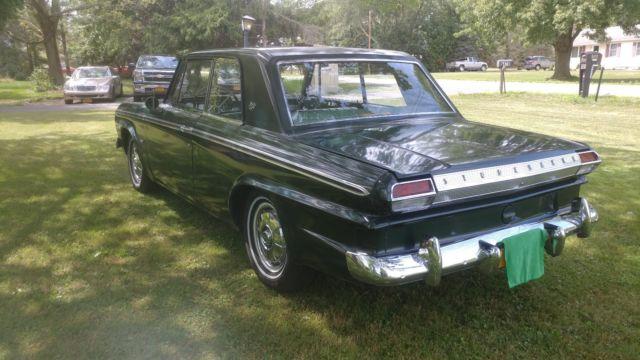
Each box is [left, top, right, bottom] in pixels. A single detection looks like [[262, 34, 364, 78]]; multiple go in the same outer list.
[[251, 201, 287, 276], [129, 143, 143, 185]]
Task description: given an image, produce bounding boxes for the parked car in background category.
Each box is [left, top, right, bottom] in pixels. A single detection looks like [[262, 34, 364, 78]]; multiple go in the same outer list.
[[524, 56, 555, 70], [446, 57, 488, 71], [133, 55, 178, 102], [115, 47, 600, 291], [63, 66, 122, 104]]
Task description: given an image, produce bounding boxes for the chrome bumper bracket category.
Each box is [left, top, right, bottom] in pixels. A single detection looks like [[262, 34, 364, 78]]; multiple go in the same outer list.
[[345, 197, 599, 286]]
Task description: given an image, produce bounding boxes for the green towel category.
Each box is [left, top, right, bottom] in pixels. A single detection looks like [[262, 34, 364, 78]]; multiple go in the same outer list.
[[502, 228, 547, 288]]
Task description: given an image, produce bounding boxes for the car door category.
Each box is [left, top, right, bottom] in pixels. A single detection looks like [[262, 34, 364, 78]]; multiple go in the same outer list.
[[191, 57, 245, 217], [143, 58, 212, 198]]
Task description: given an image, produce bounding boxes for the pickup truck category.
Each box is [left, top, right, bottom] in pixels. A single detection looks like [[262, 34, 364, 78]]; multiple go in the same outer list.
[[132, 55, 178, 102], [446, 57, 488, 72]]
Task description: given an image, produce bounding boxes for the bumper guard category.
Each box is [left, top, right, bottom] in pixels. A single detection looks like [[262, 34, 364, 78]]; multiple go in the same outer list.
[[346, 198, 598, 286]]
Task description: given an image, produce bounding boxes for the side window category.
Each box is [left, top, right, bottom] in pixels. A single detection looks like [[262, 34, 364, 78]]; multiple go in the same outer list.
[[208, 57, 242, 121], [177, 59, 212, 111]]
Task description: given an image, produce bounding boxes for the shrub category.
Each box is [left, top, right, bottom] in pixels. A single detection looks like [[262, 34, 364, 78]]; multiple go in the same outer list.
[[28, 67, 56, 92]]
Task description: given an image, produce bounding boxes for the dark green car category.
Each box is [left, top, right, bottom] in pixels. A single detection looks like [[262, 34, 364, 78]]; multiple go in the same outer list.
[[115, 47, 601, 291]]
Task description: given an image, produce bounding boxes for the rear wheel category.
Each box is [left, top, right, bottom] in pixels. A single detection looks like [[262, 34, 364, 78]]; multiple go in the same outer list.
[[127, 137, 154, 193], [535, 64, 541, 71], [458, 65, 465, 72], [481, 65, 487, 71], [243, 194, 312, 292]]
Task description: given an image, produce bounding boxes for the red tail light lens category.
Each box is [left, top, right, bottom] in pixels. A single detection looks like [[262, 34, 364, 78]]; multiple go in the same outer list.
[[578, 151, 599, 163], [391, 179, 435, 200], [576, 150, 601, 175]]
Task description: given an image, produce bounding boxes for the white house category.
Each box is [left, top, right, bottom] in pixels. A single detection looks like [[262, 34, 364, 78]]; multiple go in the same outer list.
[[570, 26, 640, 70]]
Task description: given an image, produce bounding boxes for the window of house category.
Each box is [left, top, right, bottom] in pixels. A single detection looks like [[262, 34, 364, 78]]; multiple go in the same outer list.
[[571, 47, 579, 57], [207, 57, 242, 121], [177, 59, 212, 111], [606, 43, 621, 57], [634, 42, 640, 57]]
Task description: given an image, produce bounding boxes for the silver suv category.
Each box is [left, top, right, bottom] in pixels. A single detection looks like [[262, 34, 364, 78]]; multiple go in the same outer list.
[[524, 56, 555, 70]]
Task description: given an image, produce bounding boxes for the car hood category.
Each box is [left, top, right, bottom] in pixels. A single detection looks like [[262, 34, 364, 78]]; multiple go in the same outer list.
[[295, 117, 587, 177], [67, 77, 112, 86]]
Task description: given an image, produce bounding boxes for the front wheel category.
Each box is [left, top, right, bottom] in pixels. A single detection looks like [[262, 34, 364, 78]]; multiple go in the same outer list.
[[535, 64, 541, 71], [127, 137, 154, 193], [244, 194, 312, 292]]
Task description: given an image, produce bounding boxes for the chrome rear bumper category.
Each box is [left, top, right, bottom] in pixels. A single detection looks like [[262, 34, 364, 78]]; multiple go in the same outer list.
[[346, 198, 598, 286]]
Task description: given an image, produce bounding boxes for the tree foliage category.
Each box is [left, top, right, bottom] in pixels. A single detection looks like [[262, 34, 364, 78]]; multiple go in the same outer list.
[[456, 0, 640, 79]]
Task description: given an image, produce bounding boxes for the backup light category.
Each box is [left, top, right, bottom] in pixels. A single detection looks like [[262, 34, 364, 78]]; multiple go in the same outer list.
[[576, 150, 601, 175], [391, 179, 437, 212]]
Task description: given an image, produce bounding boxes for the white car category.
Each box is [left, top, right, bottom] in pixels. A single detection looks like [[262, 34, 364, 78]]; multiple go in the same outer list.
[[63, 66, 123, 104], [446, 57, 488, 72]]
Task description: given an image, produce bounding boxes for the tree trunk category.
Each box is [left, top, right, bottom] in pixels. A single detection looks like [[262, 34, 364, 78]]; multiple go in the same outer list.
[[59, 21, 70, 74], [29, 0, 64, 85], [42, 23, 64, 85], [551, 31, 574, 80]]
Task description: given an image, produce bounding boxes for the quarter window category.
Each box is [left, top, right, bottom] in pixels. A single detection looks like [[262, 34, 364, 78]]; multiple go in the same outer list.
[[207, 58, 242, 121], [177, 59, 212, 111], [634, 42, 640, 57]]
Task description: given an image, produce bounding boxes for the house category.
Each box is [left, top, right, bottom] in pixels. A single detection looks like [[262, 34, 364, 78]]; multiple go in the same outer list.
[[570, 26, 640, 70]]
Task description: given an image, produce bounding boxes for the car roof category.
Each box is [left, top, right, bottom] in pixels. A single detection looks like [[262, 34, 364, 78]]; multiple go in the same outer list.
[[189, 47, 412, 61]]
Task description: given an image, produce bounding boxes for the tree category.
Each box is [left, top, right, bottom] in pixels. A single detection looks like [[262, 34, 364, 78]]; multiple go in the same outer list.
[[456, 0, 640, 80], [0, 0, 23, 31]]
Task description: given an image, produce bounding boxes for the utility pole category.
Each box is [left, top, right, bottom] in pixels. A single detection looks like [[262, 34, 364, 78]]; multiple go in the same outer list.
[[368, 10, 372, 49]]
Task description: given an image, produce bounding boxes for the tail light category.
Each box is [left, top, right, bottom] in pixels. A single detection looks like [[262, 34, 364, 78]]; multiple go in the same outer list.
[[576, 150, 601, 175], [391, 179, 437, 212]]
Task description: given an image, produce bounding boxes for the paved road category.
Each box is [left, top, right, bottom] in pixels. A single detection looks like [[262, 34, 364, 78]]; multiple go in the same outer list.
[[1, 80, 639, 113], [437, 79, 640, 97]]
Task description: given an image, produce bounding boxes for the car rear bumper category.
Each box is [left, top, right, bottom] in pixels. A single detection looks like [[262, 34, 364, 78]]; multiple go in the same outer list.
[[133, 83, 170, 96], [345, 197, 598, 286]]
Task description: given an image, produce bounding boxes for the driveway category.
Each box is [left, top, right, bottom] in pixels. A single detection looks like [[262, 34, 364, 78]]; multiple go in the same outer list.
[[438, 79, 640, 97], [0, 97, 130, 113]]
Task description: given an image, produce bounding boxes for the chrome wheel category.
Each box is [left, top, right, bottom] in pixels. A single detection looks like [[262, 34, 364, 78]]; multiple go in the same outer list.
[[249, 198, 287, 278], [129, 142, 143, 187]]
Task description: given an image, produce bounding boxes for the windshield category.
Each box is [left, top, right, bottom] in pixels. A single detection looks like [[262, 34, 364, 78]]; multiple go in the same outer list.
[[136, 56, 178, 69], [279, 61, 452, 126], [74, 67, 110, 78]]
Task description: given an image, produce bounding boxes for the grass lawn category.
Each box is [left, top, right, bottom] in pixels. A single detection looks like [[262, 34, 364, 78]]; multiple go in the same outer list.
[[0, 79, 63, 105], [1, 94, 639, 358], [432, 69, 640, 85]]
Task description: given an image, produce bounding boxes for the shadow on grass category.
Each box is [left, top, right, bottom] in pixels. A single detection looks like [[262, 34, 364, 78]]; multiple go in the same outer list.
[[0, 120, 638, 358]]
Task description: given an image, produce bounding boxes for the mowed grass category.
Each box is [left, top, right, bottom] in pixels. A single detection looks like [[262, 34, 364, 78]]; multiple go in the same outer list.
[[0, 79, 63, 105], [432, 69, 640, 84], [0, 94, 639, 358]]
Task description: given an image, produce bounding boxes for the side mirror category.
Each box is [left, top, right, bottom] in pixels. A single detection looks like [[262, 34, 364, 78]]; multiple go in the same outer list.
[[145, 96, 159, 111]]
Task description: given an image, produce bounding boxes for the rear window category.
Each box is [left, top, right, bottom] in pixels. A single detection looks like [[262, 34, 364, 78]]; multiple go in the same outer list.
[[279, 61, 452, 126]]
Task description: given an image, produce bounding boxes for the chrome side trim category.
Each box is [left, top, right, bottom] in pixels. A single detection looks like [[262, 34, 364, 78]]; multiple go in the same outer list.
[[116, 109, 370, 196], [345, 197, 599, 286]]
